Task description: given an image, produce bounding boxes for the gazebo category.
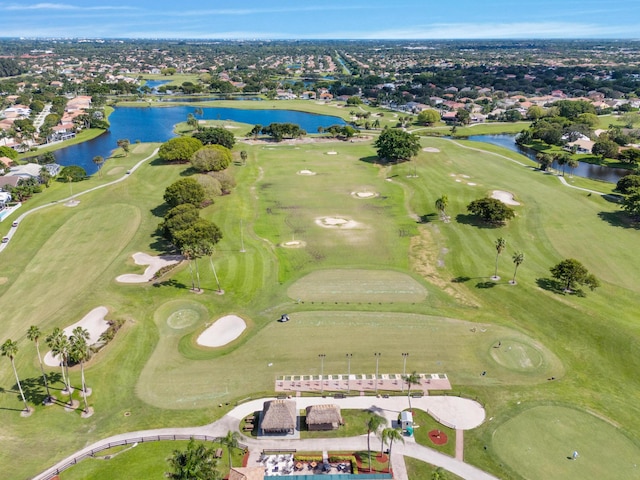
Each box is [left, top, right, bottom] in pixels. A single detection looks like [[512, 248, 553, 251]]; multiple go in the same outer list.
[[261, 399, 297, 434], [305, 404, 343, 431]]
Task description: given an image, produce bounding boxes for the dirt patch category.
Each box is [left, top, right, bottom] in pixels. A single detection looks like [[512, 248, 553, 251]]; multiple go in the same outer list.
[[429, 429, 449, 445], [351, 191, 378, 199], [297, 170, 317, 176], [315, 216, 360, 229], [422, 147, 441, 153], [409, 226, 479, 307], [0, 277, 7, 285], [280, 240, 306, 248]]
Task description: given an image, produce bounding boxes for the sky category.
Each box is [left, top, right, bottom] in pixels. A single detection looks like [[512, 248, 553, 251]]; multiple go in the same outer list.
[[0, 1, 639, 40]]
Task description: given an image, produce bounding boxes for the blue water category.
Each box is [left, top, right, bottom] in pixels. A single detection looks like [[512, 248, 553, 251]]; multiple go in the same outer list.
[[466, 134, 628, 183], [142, 80, 170, 91], [52, 105, 346, 174]]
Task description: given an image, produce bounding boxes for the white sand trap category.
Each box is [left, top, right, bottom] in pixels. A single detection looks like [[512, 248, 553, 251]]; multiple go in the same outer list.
[[116, 252, 182, 283], [326, 151, 338, 155], [297, 169, 317, 176], [315, 216, 360, 229], [197, 315, 247, 347], [352, 191, 378, 199], [491, 190, 521, 206], [422, 147, 440, 152], [468, 182, 477, 186], [455, 179, 462, 182], [64, 200, 80, 207], [281, 240, 306, 248], [44, 307, 110, 367]]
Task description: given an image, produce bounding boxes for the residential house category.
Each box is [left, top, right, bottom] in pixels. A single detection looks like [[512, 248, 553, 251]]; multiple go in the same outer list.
[[7, 163, 43, 180]]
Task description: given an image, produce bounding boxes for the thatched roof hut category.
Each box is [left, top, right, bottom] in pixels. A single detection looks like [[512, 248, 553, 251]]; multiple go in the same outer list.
[[305, 404, 343, 431], [261, 399, 296, 434]]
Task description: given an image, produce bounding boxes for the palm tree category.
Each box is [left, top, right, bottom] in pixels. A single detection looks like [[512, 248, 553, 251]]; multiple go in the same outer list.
[[511, 252, 525, 285], [46, 328, 72, 397], [493, 237, 506, 280], [435, 194, 448, 220], [92, 155, 105, 176], [1, 339, 30, 413], [554, 153, 570, 176], [536, 152, 553, 171], [366, 413, 387, 471], [27, 325, 53, 404], [70, 327, 91, 414], [167, 438, 221, 480], [220, 430, 239, 469], [381, 427, 404, 473], [402, 371, 421, 411]]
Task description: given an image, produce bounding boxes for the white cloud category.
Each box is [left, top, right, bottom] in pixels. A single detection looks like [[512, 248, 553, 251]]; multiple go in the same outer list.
[[177, 5, 370, 17], [2, 2, 137, 11]]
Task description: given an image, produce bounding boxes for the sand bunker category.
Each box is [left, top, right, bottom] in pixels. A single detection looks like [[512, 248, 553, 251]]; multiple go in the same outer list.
[[491, 190, 521, 206], [351, 191, 378, 199], [468, 182, 477, 186], [116, 252, 182, 283], [197, 315, 247, 347], [297, 169, 317, 176], [326, 151, 338, 155], [44, 307, 110, 367], [315, 216, 360, 229], [423, 147, 440, 153], [281, 240, 306, 248]]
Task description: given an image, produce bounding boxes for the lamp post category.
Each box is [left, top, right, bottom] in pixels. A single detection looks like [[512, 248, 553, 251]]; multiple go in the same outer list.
[[346, 353, 352, 394], [319, 354, 326, 394], [402, 352, 409, 392], [374, 352, 381, 394]]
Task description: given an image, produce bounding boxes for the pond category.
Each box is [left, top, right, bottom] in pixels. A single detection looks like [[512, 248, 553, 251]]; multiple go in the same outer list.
[[465, 134, 628, 183], [51, 105, 346, 174]]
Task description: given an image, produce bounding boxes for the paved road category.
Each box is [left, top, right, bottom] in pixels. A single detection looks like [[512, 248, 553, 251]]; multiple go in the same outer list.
[[0, 148, 159, 254], [34, 395, 498, 480]]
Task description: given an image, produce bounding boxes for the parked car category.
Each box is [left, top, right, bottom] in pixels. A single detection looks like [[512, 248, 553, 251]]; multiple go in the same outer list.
[[2, 237, 8, 243], [278, 314, 290, 322], [12, 221, 18, 227]]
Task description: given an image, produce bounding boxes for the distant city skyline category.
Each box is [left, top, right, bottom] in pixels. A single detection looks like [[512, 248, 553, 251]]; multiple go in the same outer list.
[[0, 0, 639, 39]]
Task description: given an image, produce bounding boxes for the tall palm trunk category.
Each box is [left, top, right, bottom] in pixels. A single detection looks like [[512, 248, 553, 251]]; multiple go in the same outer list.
[[35, 341, 52, 401], [80, 360, 89, 413], [194, 257, 201, 291], [188, 260, 196, 290], [11, 358, 29, 412], [387, 437, 394, 472], [209, 256, 221, 292]]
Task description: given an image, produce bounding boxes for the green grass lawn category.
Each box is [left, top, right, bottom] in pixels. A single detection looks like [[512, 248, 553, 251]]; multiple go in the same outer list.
[[60, 439, 244, 480], [1, 122, 640, 480], [300, 409, 371, 439], [411, 409, 456, 457], [405, 458, 464, 480]]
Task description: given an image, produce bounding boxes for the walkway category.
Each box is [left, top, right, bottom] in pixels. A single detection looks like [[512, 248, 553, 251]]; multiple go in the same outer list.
[[34, 395, 495, 480], [0, 148, 159, 254]]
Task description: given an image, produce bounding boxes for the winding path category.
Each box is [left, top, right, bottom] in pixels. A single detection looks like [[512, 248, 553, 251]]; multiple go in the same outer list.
[[33, 395, 497, 480], [0, 148, 159, 254]]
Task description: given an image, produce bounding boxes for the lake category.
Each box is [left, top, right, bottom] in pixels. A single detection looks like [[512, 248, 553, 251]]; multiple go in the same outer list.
[[466, 134, 628, 183], [51, 105, 346, 174]]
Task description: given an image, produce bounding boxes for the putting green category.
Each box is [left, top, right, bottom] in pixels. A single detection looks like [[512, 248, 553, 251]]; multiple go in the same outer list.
[[155, 300, 208, 333], [288, 269, 428, 303], [490, 340, 544, 372], [493, 406, 640, 479]]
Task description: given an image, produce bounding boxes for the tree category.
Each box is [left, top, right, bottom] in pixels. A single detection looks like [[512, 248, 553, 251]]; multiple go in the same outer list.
[[173, 218, 223, 291], [166, 438, 221, 480], [567, 158, 579, 176], [164, 178, 206, 208], [1, 339, 30, 413], [220, 430, 239, 469], [161, 204, 201, 244], [70, 327, 91, 414], [46, 327, 72, 397], [526, 106, 545, 120], [159, 137, 204, 163], [616, 175, 640, 194], [92, 155, 105, 176], [27, 325, 53, 404], [553, 152, 571, 176], [59, 165, 87, 182], [493, 237, 506, 280], [193, 127, 236, 149], [467, 198, 515, 225], [381, 427, 404, 472], [417, 109, 440, 126], [249, 124, 262, 139], [511, 252, 524, 285], [366, 413, 387, 471], [576, 113, 599, 128], [435, 194, 448, 220], [536, 153, 553, 171], [0, 145, 18, 160], [592, 139, 619, 160], [622, 187, 640, 218], [402, 371, 421, 411], [455, 108, 470, 125], [116, 138, 130, 156], [373, 128, 421, 163], [550, 258, 600, 292], [190, 145, 232, 173]]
